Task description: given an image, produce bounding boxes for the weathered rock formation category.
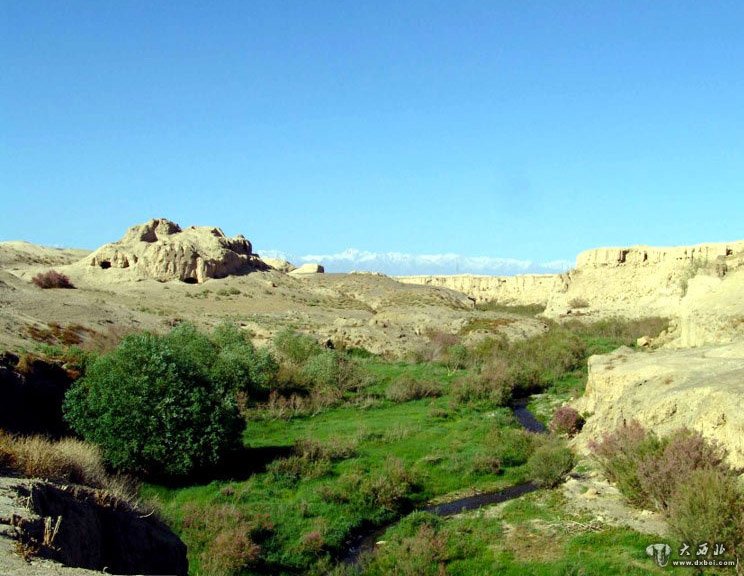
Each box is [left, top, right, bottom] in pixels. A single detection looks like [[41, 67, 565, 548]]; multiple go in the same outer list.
[[82, 218, 267, 283], [573, 341, 744, 470], [396, 274, 564, 306], [289, 263, 325, 276], [262, 257, 296, 273], [398, 240, 744, 348]]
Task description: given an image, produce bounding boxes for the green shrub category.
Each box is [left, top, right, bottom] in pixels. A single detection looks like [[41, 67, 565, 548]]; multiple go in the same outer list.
[[667, 468, 744, 555], [293, 437, 357, 461], [445, 343, 469, 370], [451, 359, 513, 407], [564, 317, 669, 347], [385, 376, 442, 402], [506, 326, 585, 392], [273, 329, 323, 364], [486, 427, 536, 467], [266, 455, 332, 484], [355, 458, 421, 515], [182, 503, 273, 576], [527, 438, 575, 487], [300, 351, 340, 388], [63, 326, 245, 476], [360, 523, 447, 576]]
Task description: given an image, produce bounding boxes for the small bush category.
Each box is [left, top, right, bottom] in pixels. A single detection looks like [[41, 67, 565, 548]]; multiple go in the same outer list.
[[568, 297, 589, 309], [471, 453, 502, 475], [667, 468, 744, 556], [210, 323, 279, 392], [451, 359, 513, 407], [293, 437, 357, 461], [182, 503, 273, 576], [359, 458, 420, 514], [31, 270, 74, 289], [485, 427, 536, 467], [549, 406, 585, 437], [445, 343, 469, 370], [202, 528, 261, 576], [589, 420, 664, 508], [266, 455, 332, 484], [386, 376, 442, 402], [564, 317, 669, 347], [273, 329, 323, 364], [637, 428, 728, 510], [414, 330, 460, 363], [527, 438, 575, 487], [300, 351, 340, 388], [360, 523, 447, 576], [506, 326, 585, 393]]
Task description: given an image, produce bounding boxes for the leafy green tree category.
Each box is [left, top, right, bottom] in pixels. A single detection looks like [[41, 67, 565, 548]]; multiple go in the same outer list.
[[63, 325, 259, 477]]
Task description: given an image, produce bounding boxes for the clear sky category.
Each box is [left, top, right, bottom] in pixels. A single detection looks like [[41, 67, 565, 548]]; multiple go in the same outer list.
[[2, 1, 743, 274]]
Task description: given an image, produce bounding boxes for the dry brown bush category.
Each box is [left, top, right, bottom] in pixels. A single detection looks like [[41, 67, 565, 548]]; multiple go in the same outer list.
[[31, 270, 74, 289], [0, 432, 137, 502]]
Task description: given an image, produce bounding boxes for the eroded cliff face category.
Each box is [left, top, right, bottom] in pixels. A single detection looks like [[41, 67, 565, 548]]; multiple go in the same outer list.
[[572, 341, 744, 470], [398, 240, 744, 348], [395, 274, 566, 306], [0, 477, 188, 576]]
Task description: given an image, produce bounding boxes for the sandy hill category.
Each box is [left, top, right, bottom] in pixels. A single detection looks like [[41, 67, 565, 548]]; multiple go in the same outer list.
[[0, 219, 546, 355]]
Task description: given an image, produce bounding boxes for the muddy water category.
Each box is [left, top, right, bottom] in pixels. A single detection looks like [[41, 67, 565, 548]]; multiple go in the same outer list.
[[342, 397, 547, 564]]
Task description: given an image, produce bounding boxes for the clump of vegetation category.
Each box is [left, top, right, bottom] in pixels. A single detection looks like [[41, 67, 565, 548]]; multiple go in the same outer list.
[[563, 317, 669, 350], [485, 427, 536, 467], [549, 405, 585, 437], [181, 503, 274, 576], [25, 322, 95, 346], [273, 328, 324, 365], [31, 270, 74, 289], [451, 364, 513, 408], [590, 421, 744, 555], [63, 323, 272, 477], [357, 518, 447, 576], [636, 427, 728, 511], [474, 302, 546, 316], [527, 438, 575, 487], [589, 420, 665, 507], [386, 376, 442, 402], [568, 297, 589, 308], [666, 468, 744, 557], [0, 431, 136, 500], [259, 329, 369, 417], [266, 454, 332, 484]]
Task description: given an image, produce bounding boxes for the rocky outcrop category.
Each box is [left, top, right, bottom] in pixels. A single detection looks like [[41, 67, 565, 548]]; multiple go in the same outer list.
[[395, 274, 564, 306], [82, 218, 267, 283], [0, 477, 188, 575], [543, 241, 744, 320], [289, 263, 325, 276], [573, 341, 744, 469], [399, 240, 744, 348], [263, 257, 296, 273]]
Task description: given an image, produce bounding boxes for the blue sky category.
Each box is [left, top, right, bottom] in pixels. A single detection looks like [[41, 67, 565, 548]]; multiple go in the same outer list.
[[2, 1, 743, 274]]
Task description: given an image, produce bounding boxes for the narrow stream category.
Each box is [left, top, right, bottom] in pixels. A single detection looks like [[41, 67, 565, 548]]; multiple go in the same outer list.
[[342, 397, 547, 564]]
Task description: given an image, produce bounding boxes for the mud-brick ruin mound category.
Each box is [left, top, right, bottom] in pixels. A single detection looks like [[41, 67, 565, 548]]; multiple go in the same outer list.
[[83, 218, 267, 283]]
